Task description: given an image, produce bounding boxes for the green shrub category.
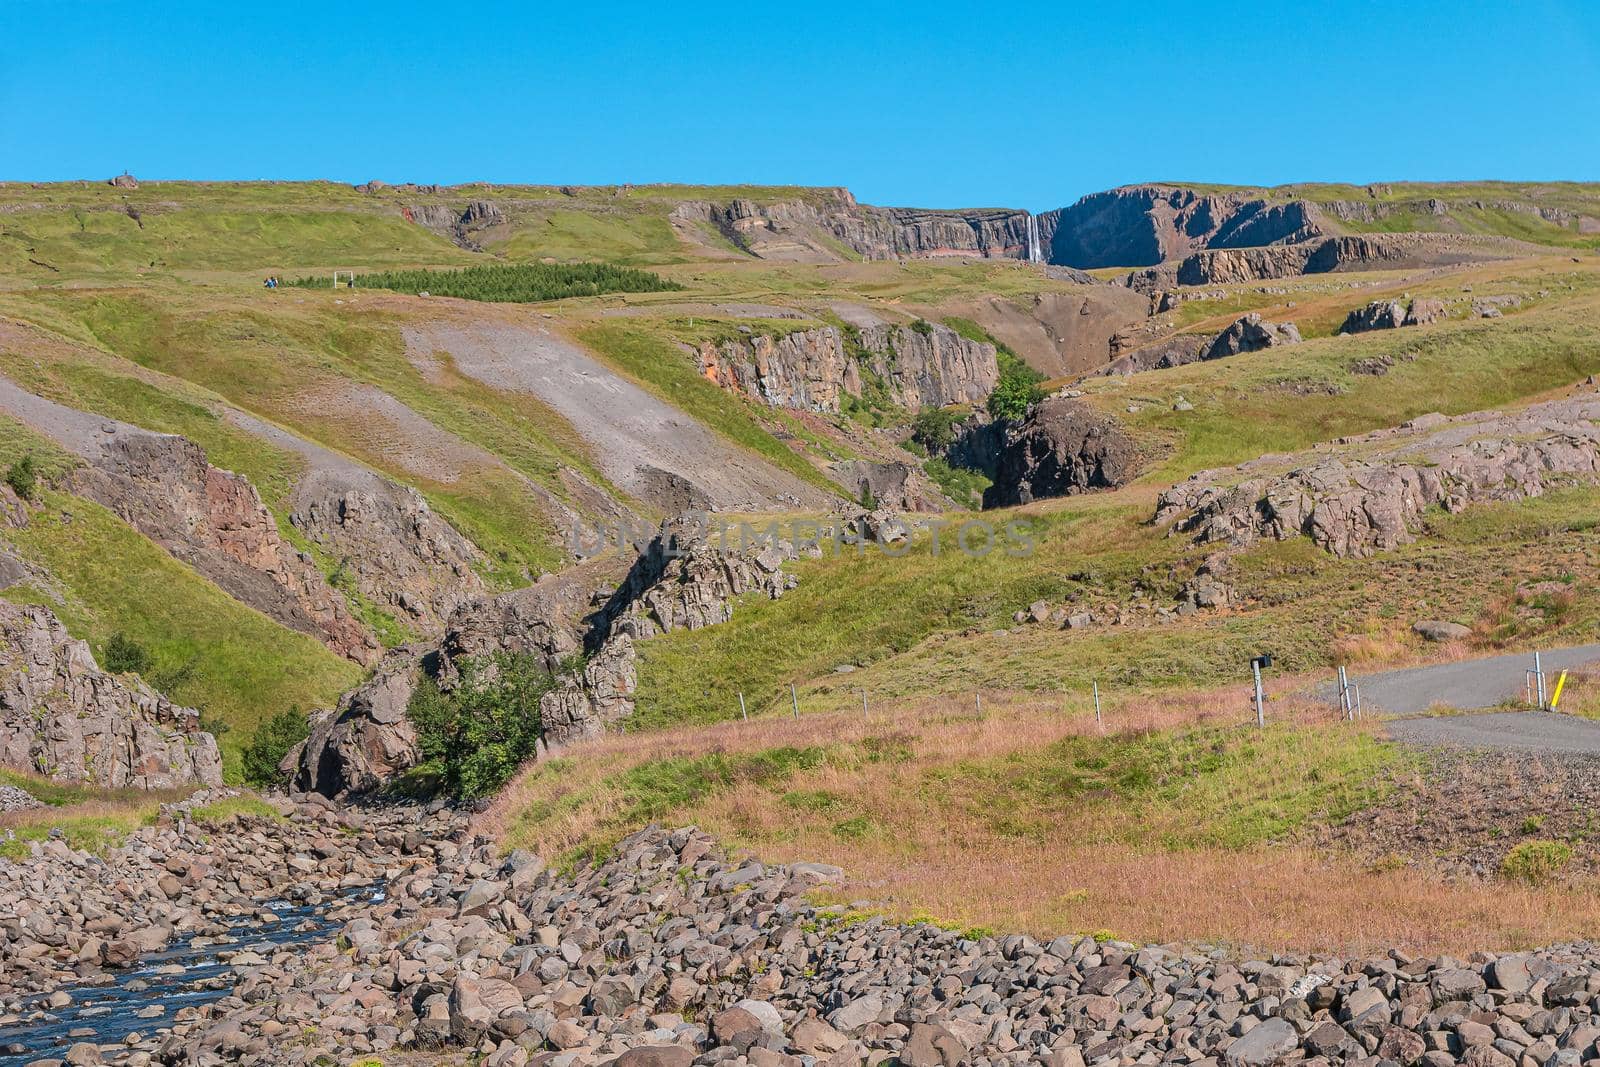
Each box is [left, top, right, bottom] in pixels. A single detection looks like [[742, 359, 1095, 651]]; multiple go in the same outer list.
[[4, 453, 37, 501], [1501, 839, 1572, 884], [408, 651, 561, 799], [101, 631, 152, 676], [911, 407, 964, 454], [986, 351, 1046, 422], [240, 706, 311, 787]]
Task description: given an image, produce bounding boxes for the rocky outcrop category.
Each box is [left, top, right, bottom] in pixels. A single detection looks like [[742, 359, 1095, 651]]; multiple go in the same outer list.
[[292, 521, 798, 797], [288, 652, 421, 797], [1155, 393, 1600, 557], [1340, 296, 1448, 333], [289, 471, 486, 632], [1040, 186, 1324, 269], [1104, 313, 1301, 376], [1126, 233, 1530, 291], [698, 321, 997, 415], [829, 460, 950, 512], [536, 634, 637, 750], [978, 397, 1140, 507], [1201, 313, 1303, 358], [0, 601, 222, 789], [68, 431, 379, 665], [597, 520, 795, 643]]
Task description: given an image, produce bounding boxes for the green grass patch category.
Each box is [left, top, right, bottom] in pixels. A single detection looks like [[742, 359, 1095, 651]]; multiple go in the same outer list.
[[187, 794, 282, 824], [1088, 294, 1600, 483], [574, 322, 838, 495], [959, 723, 1404, 849], [1501, 839, 1574, 885], [0, 811, 155, 859], [631, 502, 1176, 728]]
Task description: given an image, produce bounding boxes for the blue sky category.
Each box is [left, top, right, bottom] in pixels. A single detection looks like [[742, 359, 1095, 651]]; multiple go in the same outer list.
[[3, 0, 1597, 211]]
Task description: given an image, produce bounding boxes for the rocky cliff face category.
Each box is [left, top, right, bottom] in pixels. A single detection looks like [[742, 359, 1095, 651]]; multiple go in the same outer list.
[[291, 520, 798, 797], [0, 601, 222, 789], [1155, 392, 1600, 558], [1040, 186, 1323, 269], [671, 191, 1035, 263], [698, 328, 858, 412], [856, 323, 999, 413], [68, 432, 379, 665], [698, 322, 997, 415], [1121, 233, 1525, 291]]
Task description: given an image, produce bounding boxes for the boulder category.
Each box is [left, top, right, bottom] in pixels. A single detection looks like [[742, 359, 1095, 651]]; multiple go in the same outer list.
[[1413, 620, 1471, 642], [1224, 1017, 1300, 1066]]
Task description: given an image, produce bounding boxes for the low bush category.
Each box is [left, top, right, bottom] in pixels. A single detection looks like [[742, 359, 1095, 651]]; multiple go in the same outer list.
[[240, 706, 311, 787], [101, 631, 152, 676], [1501, 839, 1573, 884], [4, 453, 37, 501]]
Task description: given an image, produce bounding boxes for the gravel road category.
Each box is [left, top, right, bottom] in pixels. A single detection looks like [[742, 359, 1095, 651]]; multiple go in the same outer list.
[[1387, 710, 1600, 754], [1335, 644, 1600, 754], [1350, 644, 1600, 715]]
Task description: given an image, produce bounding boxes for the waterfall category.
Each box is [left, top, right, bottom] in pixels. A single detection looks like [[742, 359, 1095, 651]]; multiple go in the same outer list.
[[1025, 212, 1042, 264]]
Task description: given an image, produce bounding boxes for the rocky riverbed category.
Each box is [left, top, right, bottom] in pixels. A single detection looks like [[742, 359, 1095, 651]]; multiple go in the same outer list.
[[11, 802, 1600, 1066]]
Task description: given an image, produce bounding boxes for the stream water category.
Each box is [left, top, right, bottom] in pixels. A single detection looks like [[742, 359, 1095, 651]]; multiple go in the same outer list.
[[0, 885, 382, 1064]]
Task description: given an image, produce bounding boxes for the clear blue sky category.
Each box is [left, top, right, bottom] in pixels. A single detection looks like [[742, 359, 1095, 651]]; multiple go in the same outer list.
[[4, 0, 1597, 211]]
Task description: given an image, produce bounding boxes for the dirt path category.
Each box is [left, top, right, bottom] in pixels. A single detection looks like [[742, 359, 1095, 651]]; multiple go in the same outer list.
[[403, 319, 832, 512], [0, 373, 147, 458]]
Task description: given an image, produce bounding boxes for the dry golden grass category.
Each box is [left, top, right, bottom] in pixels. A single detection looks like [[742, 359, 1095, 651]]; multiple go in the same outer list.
[[481, 684, 1600, 957]]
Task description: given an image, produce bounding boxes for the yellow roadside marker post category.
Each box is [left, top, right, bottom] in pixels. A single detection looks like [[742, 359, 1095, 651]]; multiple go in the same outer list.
[[1551, 670, 1569, 709]]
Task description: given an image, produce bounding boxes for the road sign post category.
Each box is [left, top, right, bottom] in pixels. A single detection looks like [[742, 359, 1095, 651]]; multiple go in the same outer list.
[[1250, 654, 1272, 728]]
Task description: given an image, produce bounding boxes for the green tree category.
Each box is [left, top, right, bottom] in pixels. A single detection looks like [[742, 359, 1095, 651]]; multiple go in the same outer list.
[[4, 454, 37, 502], [986, 352, 1046, 422], [408, 651, 559, 799], [241, 705, 310, 787]]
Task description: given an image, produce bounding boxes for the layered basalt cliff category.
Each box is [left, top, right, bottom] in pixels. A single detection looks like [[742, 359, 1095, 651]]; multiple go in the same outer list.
[[697, 328, 859, 412], [671, 190, 1035, 263], [0, 601, 223, 789], [697, 321, 997, 415]]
